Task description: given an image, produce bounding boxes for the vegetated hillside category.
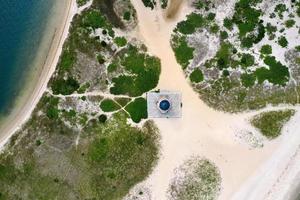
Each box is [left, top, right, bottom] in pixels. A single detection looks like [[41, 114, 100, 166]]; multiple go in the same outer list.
[[0, 0, 161, 199], [172, 0, 300, 112]]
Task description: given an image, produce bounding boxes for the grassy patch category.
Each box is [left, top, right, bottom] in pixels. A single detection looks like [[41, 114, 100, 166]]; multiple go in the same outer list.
[[168, 157, 221, 200], [125, 98, 148, 123], [251, 110, 295, 139], [100, 99, 121, 112], [85, 113, 159, 199]]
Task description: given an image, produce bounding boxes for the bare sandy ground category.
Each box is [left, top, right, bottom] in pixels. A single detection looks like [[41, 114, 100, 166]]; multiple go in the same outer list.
[[0, 0, 77, 150], [129, 0, 300, 199]]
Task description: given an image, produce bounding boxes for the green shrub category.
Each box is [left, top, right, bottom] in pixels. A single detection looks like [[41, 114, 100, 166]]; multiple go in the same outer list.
[[142, 0, 156, 9], [223, 18, 233, 30], [100, 99, 121, 112], [260, 44, 272, 55], [278, 36, 288, 47], [240, 53, 255, 68], [125, 98, 148, 123], [176, 13, 205, 35], [123, 11, 131, 21], [114, 37, 127, 47], [190, 69, 204, 83], [285, 19, 295, 28], [251, 110, 295, 139], [51, 77, 80, 95], [220, 31, 228, 40], [172, 36, 194, 69], [98, 114, 107, 123]]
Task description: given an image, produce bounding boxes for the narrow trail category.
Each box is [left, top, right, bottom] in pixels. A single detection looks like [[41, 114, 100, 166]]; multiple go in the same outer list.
[[129, 1, 283, 199]]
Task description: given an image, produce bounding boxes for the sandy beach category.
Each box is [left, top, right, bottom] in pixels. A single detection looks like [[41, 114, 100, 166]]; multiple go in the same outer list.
[[129, 0, 300, 199], [0, 0, 77, 150]]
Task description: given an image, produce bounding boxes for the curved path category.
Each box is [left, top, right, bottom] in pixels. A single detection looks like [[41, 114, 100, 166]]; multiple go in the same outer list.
[[130, 0, 300, 199]]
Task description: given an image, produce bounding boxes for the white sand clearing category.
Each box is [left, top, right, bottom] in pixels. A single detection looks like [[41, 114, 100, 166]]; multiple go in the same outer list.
[[0, 0, 77, 150], [129, 0, 300, 199]]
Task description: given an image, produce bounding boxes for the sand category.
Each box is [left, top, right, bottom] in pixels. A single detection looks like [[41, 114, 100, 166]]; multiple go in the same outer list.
[[129, 0, 300, 199], [0, 0, 77, 150]]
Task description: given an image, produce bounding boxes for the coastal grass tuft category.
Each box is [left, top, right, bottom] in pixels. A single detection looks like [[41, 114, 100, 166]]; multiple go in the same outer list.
[[168, 157, 221, 200], [251, 109, 295, 139]]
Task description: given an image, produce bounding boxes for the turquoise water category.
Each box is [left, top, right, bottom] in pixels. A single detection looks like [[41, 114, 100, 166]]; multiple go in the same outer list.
[[0, 0, 55, 115]]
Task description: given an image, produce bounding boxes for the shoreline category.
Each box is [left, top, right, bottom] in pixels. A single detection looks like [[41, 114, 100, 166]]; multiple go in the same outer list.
[[0, 0, 77, 150]]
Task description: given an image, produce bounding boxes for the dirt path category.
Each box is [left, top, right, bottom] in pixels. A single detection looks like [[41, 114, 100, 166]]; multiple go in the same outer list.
[[129, 1, 283, 199]]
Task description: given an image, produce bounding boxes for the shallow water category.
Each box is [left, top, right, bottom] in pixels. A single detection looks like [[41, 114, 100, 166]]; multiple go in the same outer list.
[[0, 0, 55, 115]]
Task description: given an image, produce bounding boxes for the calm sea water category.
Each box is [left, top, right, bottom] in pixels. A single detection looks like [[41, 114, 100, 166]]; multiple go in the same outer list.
[[0, 0, 55, 115]]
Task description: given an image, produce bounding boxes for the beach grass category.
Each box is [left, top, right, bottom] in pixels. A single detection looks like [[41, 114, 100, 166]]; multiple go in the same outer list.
[[168, 157, 221, 200], [251, 109, 295, 139]]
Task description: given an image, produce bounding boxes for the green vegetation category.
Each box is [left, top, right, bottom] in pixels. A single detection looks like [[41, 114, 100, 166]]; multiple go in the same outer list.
[[190, 69, 204, 83], [240, 53, 255, 68], [170, 0, 299, 112], [107, 62, 118, 72], [0, 111, 159, 199], [255, 56, 289, 86], [161, 0, 168, 9], [176, 13, 205, 34], [123, 11, 131, 21], [172, 36, 194, 69], [260, 44, 272, 55], [251, 110, 295, 139], [168, 158, 221, 200], [110, 45, 161, 97], [114, 36, 127, 47], [51, 77, 80, 95], [115, 97, 131, 107], [125, 98, 148, 123], [141, 0, 156, 9], [227, 0, 265, 48], [275, 4, 287, 19], [100, 99, 121, 112], [278, 36, 288, 47], [285, 19, 296, 28], [76, 0, 89, 7], [241, 73, 256, 87]]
